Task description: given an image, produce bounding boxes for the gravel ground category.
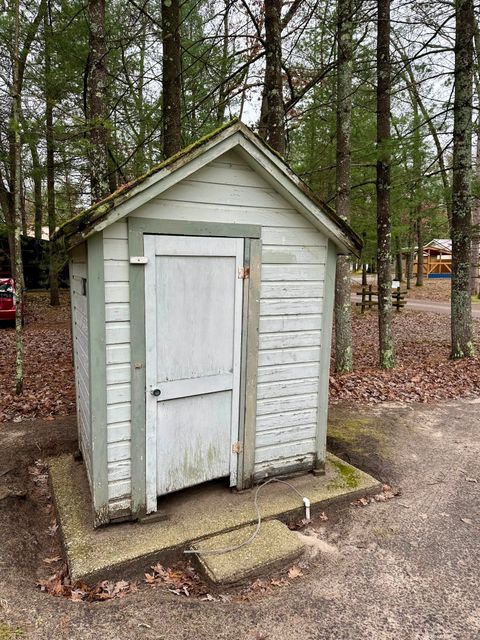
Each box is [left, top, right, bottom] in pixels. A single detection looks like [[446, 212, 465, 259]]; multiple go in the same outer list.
[[1, 399, 479, 639]]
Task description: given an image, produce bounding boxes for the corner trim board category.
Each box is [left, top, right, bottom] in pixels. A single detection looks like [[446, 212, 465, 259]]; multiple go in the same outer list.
[[314, 239, 337, 472], [87, 233, 109, 526], [129, 221, 148, 518]]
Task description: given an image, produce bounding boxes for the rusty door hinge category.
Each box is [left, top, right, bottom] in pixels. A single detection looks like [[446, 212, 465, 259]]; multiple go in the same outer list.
[[237, 267, 250, 279], [232, 441, 242, 454]]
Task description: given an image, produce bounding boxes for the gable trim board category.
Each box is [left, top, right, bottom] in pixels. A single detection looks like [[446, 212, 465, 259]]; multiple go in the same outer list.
[[55, 122, 361, 258]]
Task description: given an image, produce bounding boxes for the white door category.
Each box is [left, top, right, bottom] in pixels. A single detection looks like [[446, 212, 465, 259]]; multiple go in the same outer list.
[[144, 235, 244, 512]]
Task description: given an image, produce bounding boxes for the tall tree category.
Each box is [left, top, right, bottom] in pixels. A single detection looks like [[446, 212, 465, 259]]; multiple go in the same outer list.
[[45, 3, 59, 305], [11, 0, 25, 395], [376, 0, 395, 369], [450, 0, 475, 358], [470, 22, 480, 295], [334, 0, 354, 373], [261, 0, 285, 155], [162, 0, 182, 158], [87, 0, 110, 202]]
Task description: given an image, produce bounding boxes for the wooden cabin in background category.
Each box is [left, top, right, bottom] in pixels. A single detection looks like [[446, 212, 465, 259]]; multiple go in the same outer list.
[[414, 239, 452, 279]]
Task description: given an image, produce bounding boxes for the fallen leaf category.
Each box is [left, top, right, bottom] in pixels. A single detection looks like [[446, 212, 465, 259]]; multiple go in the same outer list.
[[270, 578, 288, 587], [460, 518, 473, 524], [288, 565, 303, 579], [70, 589, 85, 602], [43, 556, 62, 564]]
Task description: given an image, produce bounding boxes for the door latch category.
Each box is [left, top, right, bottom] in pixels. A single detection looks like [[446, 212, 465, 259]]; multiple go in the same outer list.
[[150, 388, 161, 397]]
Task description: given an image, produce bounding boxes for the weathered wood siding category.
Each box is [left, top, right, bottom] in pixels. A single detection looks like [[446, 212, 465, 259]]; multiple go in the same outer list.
[[131, 149, 326, 480], [100, 149, 327, 509], [103, 222, 132, 511], [70, 244, 92, 483]]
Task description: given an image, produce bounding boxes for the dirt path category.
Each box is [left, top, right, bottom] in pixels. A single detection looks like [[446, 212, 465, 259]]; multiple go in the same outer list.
[[1, 400, 479, 639]]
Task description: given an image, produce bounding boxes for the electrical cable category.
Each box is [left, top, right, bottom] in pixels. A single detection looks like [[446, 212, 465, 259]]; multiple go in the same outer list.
[[183, 477, 310, 556]]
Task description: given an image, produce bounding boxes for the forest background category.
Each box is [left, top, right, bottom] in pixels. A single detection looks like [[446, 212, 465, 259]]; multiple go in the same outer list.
[[1, 0, 479, 392]]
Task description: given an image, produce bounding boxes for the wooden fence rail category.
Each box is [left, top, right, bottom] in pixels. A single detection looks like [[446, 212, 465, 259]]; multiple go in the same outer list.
[[355, 285, 407, 313]]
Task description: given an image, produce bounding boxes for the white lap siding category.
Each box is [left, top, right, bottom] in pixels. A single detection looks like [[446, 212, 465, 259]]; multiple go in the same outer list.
[[131, 149, 326, 480], [103, 222, 132, 512], [70, 244, 92, 483]]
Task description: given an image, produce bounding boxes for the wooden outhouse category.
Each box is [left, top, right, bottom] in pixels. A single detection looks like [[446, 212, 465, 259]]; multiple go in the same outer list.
[[56, 121, 361, 526]]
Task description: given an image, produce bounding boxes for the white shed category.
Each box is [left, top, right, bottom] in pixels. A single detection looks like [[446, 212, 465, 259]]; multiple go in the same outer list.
[[56, 121, 361, 526]]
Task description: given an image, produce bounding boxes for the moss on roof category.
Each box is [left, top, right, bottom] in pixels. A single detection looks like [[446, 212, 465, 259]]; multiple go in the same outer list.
[[55, 118, 361, 255], [54, 118, 240, 241]]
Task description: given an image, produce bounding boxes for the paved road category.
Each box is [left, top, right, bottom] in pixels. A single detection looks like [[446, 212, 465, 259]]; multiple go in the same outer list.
[[403, 298, 480, 317], [352, 294, 480, 318]]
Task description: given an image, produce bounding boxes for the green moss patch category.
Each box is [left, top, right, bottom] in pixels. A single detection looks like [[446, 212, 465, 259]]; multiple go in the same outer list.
[[328, 416, 393, 459], [328, 457, 361, 489]]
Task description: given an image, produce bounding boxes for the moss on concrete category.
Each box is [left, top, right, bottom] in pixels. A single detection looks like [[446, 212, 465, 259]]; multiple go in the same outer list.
[[328, 457, 361, 489], [49, 452, 380, 583]]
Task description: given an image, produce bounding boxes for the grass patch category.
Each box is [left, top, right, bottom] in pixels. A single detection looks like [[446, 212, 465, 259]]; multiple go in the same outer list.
[[0, 624, 24, 640]]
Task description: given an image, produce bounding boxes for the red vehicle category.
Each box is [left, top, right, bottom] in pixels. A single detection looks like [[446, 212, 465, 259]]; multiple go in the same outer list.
[[0, 277, 18, 324]]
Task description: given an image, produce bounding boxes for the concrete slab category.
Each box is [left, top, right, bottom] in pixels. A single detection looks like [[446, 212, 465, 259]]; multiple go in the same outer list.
[[194, 520, 304, 586], [49, 452, 381, 584]]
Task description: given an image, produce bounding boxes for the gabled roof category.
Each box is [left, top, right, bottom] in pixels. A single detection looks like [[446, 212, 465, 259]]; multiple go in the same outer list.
[[424, 239, 452, 253], [55, 120, 362, 255]]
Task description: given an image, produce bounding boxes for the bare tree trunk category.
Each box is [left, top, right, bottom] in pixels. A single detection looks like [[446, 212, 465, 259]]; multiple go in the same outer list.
[[261, 0, 285, 155], [376, 0, 394, 369], [334, 0, 354, 373], [162, 0, 182, 158], [451, 0, 475, 358], [87, 0, 110, 203], [216, 0, 230, 126], [45, 4, 59, 306], [12, 0, 24, 395], [406, 212, 415, 289], [416, 215, 424, 286], [29, 140, 43, 242], [470, 125, 480, 295], [470, 23, 480, 295], [395, 235, 402, 281]]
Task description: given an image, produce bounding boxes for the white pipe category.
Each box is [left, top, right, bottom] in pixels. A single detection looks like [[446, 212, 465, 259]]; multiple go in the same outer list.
[[303, 497, 311, 521]]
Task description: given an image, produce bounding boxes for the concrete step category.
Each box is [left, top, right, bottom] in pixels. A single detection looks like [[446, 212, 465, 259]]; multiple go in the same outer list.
[[193, 519, 304, 586]]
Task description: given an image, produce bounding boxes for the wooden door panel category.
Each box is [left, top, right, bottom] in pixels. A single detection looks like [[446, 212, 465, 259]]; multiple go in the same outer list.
[[156, 391, 232, 494], [155, 254, 236, 383], [144, 235, 244, 508]]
